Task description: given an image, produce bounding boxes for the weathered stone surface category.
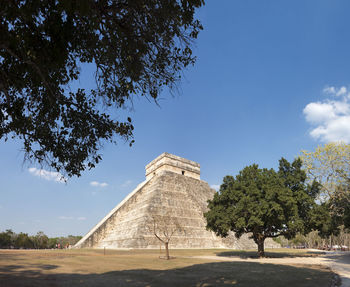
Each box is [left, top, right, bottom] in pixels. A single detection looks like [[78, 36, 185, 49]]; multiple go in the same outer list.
[[146, 152, 200, 180], [75, 153, 278, 249]]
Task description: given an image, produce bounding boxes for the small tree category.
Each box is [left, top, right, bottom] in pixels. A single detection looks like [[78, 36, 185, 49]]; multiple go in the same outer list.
[[66, 235, 83, 246], [150, 213, 183, 260], [31, 231, 49, 249], [204, 158, 319, 257], [310, 201, 342, 248], [0, 230, 12, 248], [289, 233, 307, 248], [48, 237, 58, 249], [15, 232, 33, 249]]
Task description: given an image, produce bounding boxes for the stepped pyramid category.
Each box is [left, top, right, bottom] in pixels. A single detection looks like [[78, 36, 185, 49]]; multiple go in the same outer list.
[[75, 153, 259, 249]]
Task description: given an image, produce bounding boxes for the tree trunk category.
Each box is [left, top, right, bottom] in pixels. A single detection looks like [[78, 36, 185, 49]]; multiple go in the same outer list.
[[165, 242, 169, 260], [257, 238, 265, 258]]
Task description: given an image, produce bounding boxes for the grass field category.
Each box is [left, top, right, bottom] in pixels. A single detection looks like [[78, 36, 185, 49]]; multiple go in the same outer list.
[[0, 248, 335, 286]]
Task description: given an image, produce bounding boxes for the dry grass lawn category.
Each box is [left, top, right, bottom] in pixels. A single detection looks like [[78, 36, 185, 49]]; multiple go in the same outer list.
[[0, 248, 336, 286]]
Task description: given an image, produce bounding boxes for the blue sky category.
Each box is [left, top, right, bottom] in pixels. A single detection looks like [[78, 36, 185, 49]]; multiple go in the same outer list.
[[2, 0, 350, 237]]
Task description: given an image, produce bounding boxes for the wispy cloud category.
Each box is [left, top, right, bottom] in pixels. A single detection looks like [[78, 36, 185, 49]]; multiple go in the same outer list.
[[58, 216, 74, 220], [90, 181, 108, 187], [210, 184, 220, 191], [121, 180, 132, 188], [58, 216, 86, 221], [323, 86, 347, 97], [28, 167, 66, 183], [303, 86, 350, 143]]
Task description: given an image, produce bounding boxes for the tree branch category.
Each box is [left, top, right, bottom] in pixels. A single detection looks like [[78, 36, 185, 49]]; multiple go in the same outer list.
[[0, 44, 55, 99]]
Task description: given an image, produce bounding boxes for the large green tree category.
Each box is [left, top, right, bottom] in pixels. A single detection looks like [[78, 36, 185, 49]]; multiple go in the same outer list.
[[204, 158, 320, 257], [0, 0, 204, 177]]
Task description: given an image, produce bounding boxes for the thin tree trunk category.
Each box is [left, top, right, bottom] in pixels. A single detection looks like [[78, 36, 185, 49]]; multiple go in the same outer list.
[[165, 242, 169, 260], [257, 238, 265, 258]]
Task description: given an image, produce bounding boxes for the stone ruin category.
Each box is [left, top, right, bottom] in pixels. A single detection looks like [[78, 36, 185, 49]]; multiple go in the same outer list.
[[75, 153, 277, 249]]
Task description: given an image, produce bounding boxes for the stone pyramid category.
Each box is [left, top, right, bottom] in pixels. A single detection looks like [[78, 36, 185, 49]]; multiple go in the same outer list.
[[75, 153, 260, 249]]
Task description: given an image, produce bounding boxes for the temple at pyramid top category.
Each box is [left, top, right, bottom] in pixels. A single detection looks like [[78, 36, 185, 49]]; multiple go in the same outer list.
[[145, 152, 200, 180]]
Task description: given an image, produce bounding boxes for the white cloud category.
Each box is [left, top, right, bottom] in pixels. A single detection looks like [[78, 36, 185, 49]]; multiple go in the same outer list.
[[309, 116, 350, 142], [28, 167, 65, 183], [90, 181, 108, 187], [121, 180, 132, 188], [303, 102, 335, 124], [210, 184, 220, 191], [303, 86, 350, 143]]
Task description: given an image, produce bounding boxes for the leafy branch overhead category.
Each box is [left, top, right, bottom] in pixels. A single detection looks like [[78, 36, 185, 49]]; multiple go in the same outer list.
[[0, 0, 204, 177]]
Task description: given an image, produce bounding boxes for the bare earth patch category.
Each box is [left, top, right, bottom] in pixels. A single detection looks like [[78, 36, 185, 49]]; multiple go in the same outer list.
[[0, 249, 338, 287]]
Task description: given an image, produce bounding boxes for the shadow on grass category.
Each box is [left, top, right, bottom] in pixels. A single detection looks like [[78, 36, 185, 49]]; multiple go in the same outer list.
[[216, 250, 324, 259], [322, 251, 350, 264], [0, 261, 334, 287], [0, 264, 59, 272]]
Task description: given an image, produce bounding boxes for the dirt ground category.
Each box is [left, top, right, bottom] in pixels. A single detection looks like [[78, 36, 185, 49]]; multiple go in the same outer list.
[[0, 248, 339, 287], [187, 250, 350, 287], [320, 252, 350, 287]]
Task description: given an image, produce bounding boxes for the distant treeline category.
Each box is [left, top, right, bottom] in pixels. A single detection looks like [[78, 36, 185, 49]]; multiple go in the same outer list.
[[0, 230, 82, 249]]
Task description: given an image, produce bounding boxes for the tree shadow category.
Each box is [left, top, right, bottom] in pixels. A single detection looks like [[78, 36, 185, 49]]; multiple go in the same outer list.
[[0, 264, 58, 272], [322, 251, 350, 264], [0, 261, 334, 287], [216, 250, 324, 259]]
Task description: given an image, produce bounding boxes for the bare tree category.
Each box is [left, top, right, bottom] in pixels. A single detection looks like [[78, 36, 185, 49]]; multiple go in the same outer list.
[[150, 213, 184, 260]]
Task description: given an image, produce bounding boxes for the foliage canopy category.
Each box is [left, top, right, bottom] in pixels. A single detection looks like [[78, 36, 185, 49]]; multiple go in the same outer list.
[[301, 142, 350, 198], [301, 142, 350, 229], [0, 229, 81, 249], [0, 0, 204, 177]]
